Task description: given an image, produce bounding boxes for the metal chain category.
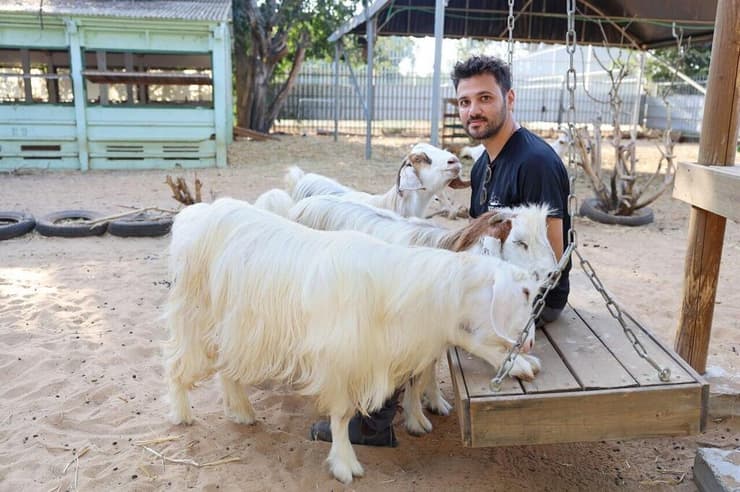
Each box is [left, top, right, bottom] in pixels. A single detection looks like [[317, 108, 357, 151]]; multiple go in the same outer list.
[[575, 249, 671, 382], [489, 242, 574, 391], [489, 0, 670, 391], [507, 0, 515, 72]]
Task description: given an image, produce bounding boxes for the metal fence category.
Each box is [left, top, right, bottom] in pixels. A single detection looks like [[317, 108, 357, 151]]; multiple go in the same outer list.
[[272, 47, 706, 140]]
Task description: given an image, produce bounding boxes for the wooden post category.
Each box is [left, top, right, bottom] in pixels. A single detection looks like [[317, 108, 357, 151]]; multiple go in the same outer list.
[[675, 0, 740, 372]]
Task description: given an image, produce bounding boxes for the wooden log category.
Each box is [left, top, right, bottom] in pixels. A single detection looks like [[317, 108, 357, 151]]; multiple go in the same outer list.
[[675, 0, 740, 373], [233, 126, 279, 141]]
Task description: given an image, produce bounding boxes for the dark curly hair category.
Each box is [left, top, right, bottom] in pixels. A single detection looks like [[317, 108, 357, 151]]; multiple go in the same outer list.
[[451, 55, 512, 96]]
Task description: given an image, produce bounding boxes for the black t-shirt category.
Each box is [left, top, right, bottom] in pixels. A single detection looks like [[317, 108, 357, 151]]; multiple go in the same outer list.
[[469, 127, 571, 309]]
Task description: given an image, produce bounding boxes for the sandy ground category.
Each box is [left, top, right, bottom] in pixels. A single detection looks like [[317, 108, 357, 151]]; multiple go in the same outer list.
[[0, 134, 738, 491]]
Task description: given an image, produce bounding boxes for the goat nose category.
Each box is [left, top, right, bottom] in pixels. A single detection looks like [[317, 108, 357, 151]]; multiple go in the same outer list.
[[521, 339, 533, 353]]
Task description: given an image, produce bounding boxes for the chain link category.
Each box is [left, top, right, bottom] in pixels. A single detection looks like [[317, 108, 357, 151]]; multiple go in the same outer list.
[[575, 249, 672, 382], [490, 243, 574, 391]]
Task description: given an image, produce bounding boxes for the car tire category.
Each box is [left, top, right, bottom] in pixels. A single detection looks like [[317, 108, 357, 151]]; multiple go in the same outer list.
[[107, 212, 173, 238], [579, 197, 654, 226], [36, 210, 108, 237], [0, 211, 36, 240]]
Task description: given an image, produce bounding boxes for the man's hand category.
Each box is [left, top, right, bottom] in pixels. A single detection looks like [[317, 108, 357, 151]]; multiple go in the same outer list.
[[546, 217, 564, 261]]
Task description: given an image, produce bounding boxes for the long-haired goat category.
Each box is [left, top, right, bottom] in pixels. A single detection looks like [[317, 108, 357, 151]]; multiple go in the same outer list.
[[164, 198, 540, 484], [285, 143, 463, 218], [288, 195, 555, 433]]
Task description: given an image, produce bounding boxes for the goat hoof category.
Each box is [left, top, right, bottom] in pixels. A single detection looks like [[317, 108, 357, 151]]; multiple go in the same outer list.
[[329, 459, 355, 484], [521, 354, 541, 375], [509, 357, 536, 382], [405, 415, 433, 435], [424, 396, 452, 416]]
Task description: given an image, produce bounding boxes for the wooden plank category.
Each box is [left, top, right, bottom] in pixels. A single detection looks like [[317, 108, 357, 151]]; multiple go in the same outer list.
[[82, 70, 212, 85], [457, 348, 523, 397], [466, 384, 705, 447], [568, 271, 695, 386], [520, 331, 582, 394], [543, 305, 638, 389], [673, 162, 740, 222], [447, 348, 472, 446]]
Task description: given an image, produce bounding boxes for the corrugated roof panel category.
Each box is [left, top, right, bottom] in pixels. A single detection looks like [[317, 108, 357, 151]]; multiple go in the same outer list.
[[331, 0, 716, 49], [0, 0, 231, 22]]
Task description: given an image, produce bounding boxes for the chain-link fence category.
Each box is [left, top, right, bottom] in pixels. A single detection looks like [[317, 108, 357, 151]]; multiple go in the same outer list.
[[272, 44, 706, 141]]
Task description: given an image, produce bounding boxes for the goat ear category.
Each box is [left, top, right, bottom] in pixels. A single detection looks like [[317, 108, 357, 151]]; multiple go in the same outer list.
[[487, 218, 513, 243], [487, 210, 505, 225], [397, 157, 425, 192], [447, 177, 471, 189], [398, 165, 424, 191]]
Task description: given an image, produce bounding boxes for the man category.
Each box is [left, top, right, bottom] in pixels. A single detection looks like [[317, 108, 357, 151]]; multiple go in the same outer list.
[[453, 54, 570, 324], [310, 54, 570, 448]]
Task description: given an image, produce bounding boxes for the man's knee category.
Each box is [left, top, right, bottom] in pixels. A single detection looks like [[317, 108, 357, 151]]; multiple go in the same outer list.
[[536, 305, 563, 328]]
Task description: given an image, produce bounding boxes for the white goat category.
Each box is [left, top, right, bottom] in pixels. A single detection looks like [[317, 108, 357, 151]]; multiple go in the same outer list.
[[253, 188, 294, 217], [285, 142, 463, 218], [550, 129, 590, 163], [164, 197, 540, 484], [459, 143, 486, 162], [289, 195, 555, 433]]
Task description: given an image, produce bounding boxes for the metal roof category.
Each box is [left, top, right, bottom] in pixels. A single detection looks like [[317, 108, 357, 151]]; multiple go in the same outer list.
[[0, 0, 232, 22], [329, 0, 717, 50]]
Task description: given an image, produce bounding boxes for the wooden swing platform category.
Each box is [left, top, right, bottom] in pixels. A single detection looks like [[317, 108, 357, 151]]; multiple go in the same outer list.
[[448, 270, 708, 448]]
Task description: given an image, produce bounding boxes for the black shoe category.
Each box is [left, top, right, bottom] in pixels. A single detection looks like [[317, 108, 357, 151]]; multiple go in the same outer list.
[[309, 417, 398, 447]]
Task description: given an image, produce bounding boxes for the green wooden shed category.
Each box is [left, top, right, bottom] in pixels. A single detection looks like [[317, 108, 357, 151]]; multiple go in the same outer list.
[[0, 0, 233, 171]]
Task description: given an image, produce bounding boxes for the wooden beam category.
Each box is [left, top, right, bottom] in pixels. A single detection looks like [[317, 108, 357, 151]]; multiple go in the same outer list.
[[82, 70, 212, 85], [21, 49, 33, 102], [675, 0, 740, 373], [96, 51, 108, 105], [673, 163, 740, 222]]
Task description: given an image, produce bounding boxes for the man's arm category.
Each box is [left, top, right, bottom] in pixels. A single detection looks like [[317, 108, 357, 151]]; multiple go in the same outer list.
[[546, 217, 564, 261]]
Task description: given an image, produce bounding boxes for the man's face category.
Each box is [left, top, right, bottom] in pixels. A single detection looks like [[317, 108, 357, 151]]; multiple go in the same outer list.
[[456, 73, 513, 141]]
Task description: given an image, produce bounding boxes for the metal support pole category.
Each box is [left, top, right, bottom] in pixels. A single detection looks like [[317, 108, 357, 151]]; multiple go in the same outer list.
[[364, 5, 375, 160], [430, 0, 445, 146], [333, 42, 339, 142], [630, 51, 645, 141]]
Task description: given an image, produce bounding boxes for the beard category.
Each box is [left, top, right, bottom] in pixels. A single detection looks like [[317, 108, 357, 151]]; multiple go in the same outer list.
[[464, 103, 508, 140]]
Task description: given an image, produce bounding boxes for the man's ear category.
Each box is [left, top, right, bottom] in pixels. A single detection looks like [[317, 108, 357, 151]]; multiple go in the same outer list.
[[506, 88, 516, 111]]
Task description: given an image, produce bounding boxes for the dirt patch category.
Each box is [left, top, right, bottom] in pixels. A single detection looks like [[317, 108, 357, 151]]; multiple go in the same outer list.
[[0, 133, 737, 491]]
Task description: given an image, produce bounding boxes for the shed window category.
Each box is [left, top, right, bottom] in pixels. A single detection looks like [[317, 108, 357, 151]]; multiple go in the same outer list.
[[0, 48, 73, 104], [84, 51, 213, 107]]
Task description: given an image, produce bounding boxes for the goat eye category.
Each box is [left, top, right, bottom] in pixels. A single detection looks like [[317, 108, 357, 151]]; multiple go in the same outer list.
[[514, 240, 528, 250]]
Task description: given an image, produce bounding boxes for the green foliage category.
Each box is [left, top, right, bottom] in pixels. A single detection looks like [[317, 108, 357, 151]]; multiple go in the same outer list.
[[337, 36, 415, 74], [272, 1, 359, 76], [646, 43, 711, 82]]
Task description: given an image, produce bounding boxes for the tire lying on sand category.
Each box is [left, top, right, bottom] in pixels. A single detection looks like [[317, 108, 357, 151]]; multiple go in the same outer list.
[[579, 197, 654, 226], [107, 211, 173, 238], [36, 210, 108, 237], [0, 211, 36, 240]]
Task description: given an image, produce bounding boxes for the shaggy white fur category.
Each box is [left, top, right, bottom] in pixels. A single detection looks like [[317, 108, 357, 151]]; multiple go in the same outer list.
[[288, 195, 555, 433], [163, 197, 540, 484], [284, 143, 462, 218]]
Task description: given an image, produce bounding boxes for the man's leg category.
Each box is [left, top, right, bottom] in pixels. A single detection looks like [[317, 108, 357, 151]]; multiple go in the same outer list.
[[535, 305, 563, 328], [310, 390, 399, 447]]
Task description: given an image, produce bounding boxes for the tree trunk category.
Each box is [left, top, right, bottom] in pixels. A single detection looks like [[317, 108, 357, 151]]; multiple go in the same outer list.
[[232, 0, 310, 134]]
